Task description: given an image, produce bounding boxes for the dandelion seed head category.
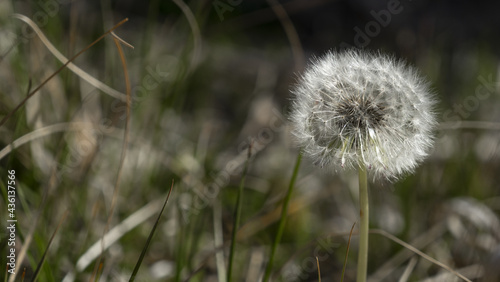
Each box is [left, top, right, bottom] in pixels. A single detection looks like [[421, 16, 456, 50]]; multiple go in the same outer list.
[[290, 50, 437, 180]]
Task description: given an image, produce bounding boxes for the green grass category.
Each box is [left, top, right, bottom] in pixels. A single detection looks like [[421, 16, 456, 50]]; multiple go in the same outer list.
[[1, 1, 500, 281]]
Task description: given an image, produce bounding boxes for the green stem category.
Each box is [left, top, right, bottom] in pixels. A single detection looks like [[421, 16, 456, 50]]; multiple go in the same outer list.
[[227, 147, 252, 281], [263, 151, 302, 282], [174, 206, 186, 282], [356, 162, 369, 282]]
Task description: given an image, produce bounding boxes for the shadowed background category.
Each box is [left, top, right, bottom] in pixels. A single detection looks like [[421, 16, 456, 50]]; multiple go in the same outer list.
[[1, 0, 500, 281]]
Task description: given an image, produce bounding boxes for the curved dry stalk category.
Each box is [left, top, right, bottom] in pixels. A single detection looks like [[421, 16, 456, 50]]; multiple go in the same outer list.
[[104, 35, 132, 228], [398, 257, 418, 282], [12, 14, 128, 102], [60, 197, 165, 281], [8, 210, 42, 282], [171, 0, 202, 72], [370, 229, 472, 282], [341, 222, 356, 282], [265, 0, 305, 71], [0, 122, 117, 161], [369, 224, 446, 281], [110, 31, 134, 49], [92, 33, 133, 279], [1, 16, 129, 127], [3, 120, 122, 282]]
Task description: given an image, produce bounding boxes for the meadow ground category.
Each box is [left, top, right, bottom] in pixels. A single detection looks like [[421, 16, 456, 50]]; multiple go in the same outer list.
[[1, 1, 500, 281]]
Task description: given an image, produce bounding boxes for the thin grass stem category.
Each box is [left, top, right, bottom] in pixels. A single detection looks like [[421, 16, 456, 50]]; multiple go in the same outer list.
[[129, 181, 174, 281], [370, 229, 472, 282], [341, 222, 356, 282], [0, 17, 128, 127], [227, 145, 252, 281], [316, 256, 321, 282], [31, 211, 68, 281], [263, 151, 302, 282]]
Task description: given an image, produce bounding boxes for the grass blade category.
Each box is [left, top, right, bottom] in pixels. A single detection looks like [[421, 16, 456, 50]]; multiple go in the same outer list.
[[95, 260, 105, 282], [0, 17, 128, 127], [227, 144, 252, 281], [11, 14, 128, 102], [31, 211, 68, 282], [129, 181, 174, 281], [263, 151, 302, 281], [341, 222, 356, 282], [92, 27, 133, 279]]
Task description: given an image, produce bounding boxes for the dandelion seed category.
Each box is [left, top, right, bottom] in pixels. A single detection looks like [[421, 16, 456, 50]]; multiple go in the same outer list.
[[290, 50, 437, 180]]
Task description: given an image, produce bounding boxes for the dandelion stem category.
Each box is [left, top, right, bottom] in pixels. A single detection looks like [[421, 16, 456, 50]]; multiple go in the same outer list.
[[357, 161, 369, 282], [263, 151, 302, 282]]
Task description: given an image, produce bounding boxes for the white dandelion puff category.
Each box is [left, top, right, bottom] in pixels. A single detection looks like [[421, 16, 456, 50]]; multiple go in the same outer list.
[[290, 50, 437, 180]]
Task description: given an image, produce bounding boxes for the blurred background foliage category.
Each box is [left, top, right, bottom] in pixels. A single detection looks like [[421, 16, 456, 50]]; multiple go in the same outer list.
[[1, 0, 500, 281]]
